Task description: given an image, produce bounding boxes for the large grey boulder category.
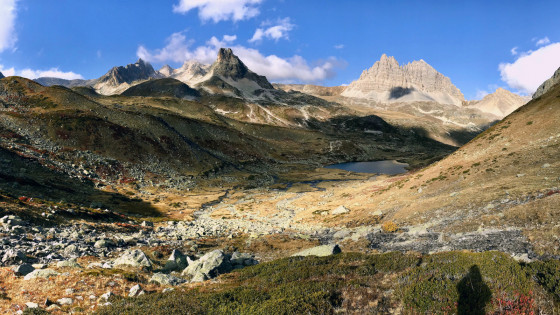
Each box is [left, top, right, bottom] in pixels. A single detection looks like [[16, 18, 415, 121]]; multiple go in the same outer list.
[[94, 239, 115, 248], [182, 250, 232, 282], [150, 273, 186, 286], [230, 252, 258, 269], [164, 249, 188, 271], [292, 244, 341, 257], [113, 249, 152, 269], [12, 264, 35, 276], [2, 249, 28, 264], [24, 269, 59, 280]]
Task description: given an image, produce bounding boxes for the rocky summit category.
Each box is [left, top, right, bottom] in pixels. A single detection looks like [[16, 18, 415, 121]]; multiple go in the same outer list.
[[341, 54, 465, 105], [93, 58, 162, 95], [533, 66, 560, 99], [464, 88, 530, 118]]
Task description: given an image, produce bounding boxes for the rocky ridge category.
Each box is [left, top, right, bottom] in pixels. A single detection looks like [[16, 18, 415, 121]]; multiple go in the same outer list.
[[533, 66, 560, 99], [93, 59, 162, 95], [341, 54, 465, 105], [170, 60, 211, 85], [0, 72, 4, 79], [273, 84, 346, 97], [464, 88, 529, 118]]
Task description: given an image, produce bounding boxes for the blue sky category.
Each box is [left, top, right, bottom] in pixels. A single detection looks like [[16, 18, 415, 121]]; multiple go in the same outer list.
[[0, 0, 559, 99]]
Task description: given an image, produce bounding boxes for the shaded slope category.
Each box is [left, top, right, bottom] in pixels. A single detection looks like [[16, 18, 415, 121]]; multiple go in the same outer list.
[[121, 78, 200, 99]]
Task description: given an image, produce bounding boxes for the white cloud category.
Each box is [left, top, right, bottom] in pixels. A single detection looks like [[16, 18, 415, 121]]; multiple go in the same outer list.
[[334, 44, 344, 49], [222, 34, 237, 43], [0, 0, 18, 52], [0, 65, 83, 80], [510, 47, 518, 56], [535, 36, 550, 46], [137, 32, 343, 83], [499, 42, 560, 94], [249, 18, 294, 43], [137, 32, 235, 64], [475, 89, 489, 99], [173, 0, 262, 23]]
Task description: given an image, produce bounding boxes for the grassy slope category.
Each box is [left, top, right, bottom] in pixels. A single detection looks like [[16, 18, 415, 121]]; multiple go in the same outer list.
[[310, 84, 560, 248], [96, 251, 560, 314]]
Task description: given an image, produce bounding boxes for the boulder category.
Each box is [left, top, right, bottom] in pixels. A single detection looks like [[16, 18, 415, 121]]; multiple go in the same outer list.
[[2, 249, 27, 264], [292, 244, 342, 257], [57, 298, 73, 306], [164, 249, 188, 271], [100, 291, 113, 301], [113, 249, 152, 269], [13, 264, 35, 276], [230, 252, 258, 269], [129, 284, 143, 297], [24, 269, 59, 280], [332, 206, 350, 215], [150, 273, 186, 286], [94, 239, 115, 248], [25, 302, 39, 308], [57, 258, 81, 268], [182, 250, 232, 282]]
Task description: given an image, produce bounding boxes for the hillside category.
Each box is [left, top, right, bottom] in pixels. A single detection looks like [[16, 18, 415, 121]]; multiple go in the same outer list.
[[121, 78, 200, 99]]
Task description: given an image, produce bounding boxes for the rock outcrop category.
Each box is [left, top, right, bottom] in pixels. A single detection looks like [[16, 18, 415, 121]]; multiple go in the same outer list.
[[273, 84, 346, 97], [292, 244, 342, 257], [172, 60, 210, 85], [196, 48, 274, 98], [158, 65, 174, 77], [94, 59, 162, 95], [465, 88, 529, 118], [182, 249, 232, 282], [113, 249, 153, 269], [0, 72, 4, 79], [533, 66, 560, 99], [341, 54, 465, 105]]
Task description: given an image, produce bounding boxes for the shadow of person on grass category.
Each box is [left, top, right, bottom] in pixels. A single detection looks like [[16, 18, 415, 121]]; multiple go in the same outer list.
[[457, 265, 492, 315]]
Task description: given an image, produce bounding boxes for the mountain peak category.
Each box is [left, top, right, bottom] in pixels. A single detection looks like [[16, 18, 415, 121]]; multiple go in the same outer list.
[[94, 59, 161, 95], [377, 54, 399, 67], [206, 48, 273, 90], [467, 87, 529, 118], [159, 65, 174, 77], [494, 87, 510, 95], [343, 55, 464, 105], [0, 72, 4, 79], [217, 48, 235, 62]]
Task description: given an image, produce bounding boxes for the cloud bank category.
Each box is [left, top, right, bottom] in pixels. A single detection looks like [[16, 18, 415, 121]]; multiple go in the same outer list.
[[173, 0, 262, 22], [0, 65, 84, 80], [138, 32, 343, 83], [499, 42, 560, 94], [0, 0, 18, 52]]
